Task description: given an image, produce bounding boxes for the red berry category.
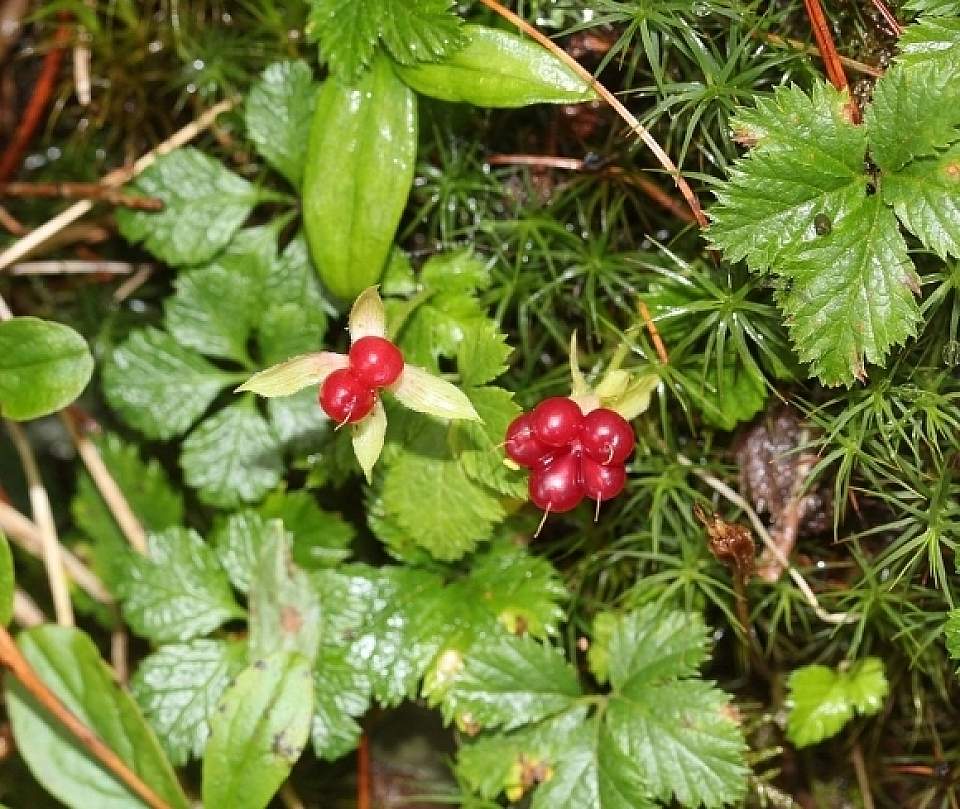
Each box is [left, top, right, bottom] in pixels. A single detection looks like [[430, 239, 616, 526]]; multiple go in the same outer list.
[[529, 451, 584, 513], [581, 456, 626, 502], [348, 336, 404, 388], [319, 369, 376, 424], [580, 408, 635, 466], [505, 414, 552, 468], [530, 397, 583, 448]]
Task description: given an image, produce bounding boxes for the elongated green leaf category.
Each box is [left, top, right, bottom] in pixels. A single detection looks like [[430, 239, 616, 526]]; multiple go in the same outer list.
[[117, 528, 244, 644], [0, 531, 12, 626], [202, 652, 315, 809], [180, 398, 282, 507], [117, 148, 260, 266], [303, 54, 417, 300], [5, 626, 189, 809], [245, 61, 318, 186], [0, 317, 93, 421], [394, 25, 595, 107], [103, 327, 236, 440], [248, 523, 322, 660], [132, 639, 247, 766]]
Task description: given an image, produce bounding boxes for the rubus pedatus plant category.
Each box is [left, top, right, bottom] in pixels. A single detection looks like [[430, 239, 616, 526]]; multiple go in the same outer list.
[[1, 0, 959, 808]]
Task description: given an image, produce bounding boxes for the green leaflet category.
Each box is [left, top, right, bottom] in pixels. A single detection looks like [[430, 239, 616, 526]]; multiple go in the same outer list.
[[0, 317, 93, 421], [5, 626, 189, 809], [393, 24, 596, 107], [303, 54, 417, 301], [202, 652, 315, 809], [0, 531, 12, 627]]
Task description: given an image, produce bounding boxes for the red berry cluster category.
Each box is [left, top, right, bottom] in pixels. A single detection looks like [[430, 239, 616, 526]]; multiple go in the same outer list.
[[505, 397, 635, 514], [318, 336, 404, 424]]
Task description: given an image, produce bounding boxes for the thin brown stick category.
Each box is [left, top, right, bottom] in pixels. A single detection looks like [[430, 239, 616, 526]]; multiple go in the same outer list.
[[477, 0, 708, 229], [0, 182, 164, 211], [13, 589, 46, 628], [5, 421, 73, 626], [0, 204, 26, 237], [851, 743, 876, 809], [487, 153, 695, 223], [278, 783, 306, 809], [357, 732, 371, 809], [675, 454, 857, 624], [111, 624, 129, 684], [11, 260, 139, 276], [0, 625, 174, 809], [761, 33, 884, 78], [0, 97, 238, 271], [113, 265, 154, 302], [870, 0, 904, 36], [61, 411, 148, 555], [0, 500, 113, 605], [0, 22, 71, 181], [638, 300, 669, 364], [802, 0, 861, 122]]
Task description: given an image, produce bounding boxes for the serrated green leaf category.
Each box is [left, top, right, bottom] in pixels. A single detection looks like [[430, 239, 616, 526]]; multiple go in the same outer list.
[[303, 54, 417, 300], [117, 527, 243, 644], [131, 639, 247, 766], [0, 317, 93, 421], [420, 249, 491, 293], [117, 148, 260, 266], [394, 24, 596, 107], [0, 532, 12, 627], [311, 644, 370, 761], [897, 16, 960, 71], [606, 604, 709, 691], [267, 388, 330, 455], [246, 61, 317, 186], [443, 635, 580, 732], [263, 233, 330, 318], [786, 658, 889, 747], [163, 228, 275, 365], [180, 398, 282, 508], [884, 144, 960, 260], [257, 304, 326, 367], [5, 626, 190, 809], [380, 419, 503, 560], [261, 490, 354, 569], [451, 387, 526, 498], [606, 679, 747, 808], [202, 652, 314, 809], [213, 511, 267, 594], [903, 0, 960, 15], [103, 327, 236, 440], [457, 320, 512, 387], [866, 61, 960, 172], [248, 523, 321, 661], [306, 0, 463, 82]]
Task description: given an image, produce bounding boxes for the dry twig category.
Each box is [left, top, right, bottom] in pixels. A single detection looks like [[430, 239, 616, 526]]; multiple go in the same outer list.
[[0, 182, 164, 211]]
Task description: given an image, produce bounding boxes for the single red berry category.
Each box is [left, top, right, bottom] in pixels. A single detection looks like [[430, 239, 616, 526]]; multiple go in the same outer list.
[[506, 413, 553, 468], [319, 368, 376, 424], [581, 456, 627, 502], [348, 336, 405, 388], [529, 451, 584, 513], [581, 408, 635, 466], [530, 397, 583, 448]]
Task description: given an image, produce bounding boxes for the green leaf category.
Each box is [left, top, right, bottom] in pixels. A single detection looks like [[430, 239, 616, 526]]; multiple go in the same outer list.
[[163, 227, 275, 365], [263, 233, 330, 318], [443, 635, 581, 731], [0, 317, 93, 421], [248, 523, 322, 661], [117, 148, 261, 266], [0, 531, 12, 626], [103, 327, 236, 440], [897, 17, 960, 71], [786, 658, 889, 747], [261, 490, 354, 569], [380, 418, 504, 560], [180, 398, 282, 508], [606, 679, 747, 808], [306, 0, 463, 83], [117, 527, 243, 644], [451, 386, 526, 499], [131, 639, 247, 766], [866, 61, 960, 172], [903, 0, 960, 15], [202, 652, 314, 809], [257, 304, 326, 367], [884, 144, 960, 260], [5, 626, 189, 809], [245, 61, 317, 186], [303, 55, 416, 301], [394, 24, 596, 107], [311, 644, 370, 761]]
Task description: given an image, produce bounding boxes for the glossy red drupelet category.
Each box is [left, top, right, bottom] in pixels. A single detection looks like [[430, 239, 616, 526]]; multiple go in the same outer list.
[[348, 336, 405, 388], [319, 368, 376, 424]]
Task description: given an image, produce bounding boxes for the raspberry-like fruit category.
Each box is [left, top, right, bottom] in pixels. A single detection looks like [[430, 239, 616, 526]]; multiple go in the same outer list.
[[348, 336, 405, 388], [580, 408, 635, 466], [319, 368, 376, 424], [529, 450, 584, 513], [530, 397, 583, 447]]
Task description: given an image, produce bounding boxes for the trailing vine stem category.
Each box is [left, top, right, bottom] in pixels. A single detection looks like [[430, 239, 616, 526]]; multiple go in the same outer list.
[[477, 0, 709, 230]]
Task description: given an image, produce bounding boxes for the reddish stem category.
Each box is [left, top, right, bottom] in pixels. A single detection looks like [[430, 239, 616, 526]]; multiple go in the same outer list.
[[871, 0, 904, 36], [0, 23, 71, 181], [357, 732, 371, 809], [801, 0, 861, 122]]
